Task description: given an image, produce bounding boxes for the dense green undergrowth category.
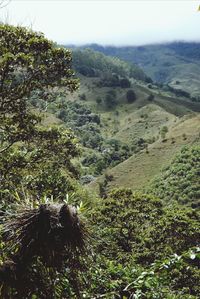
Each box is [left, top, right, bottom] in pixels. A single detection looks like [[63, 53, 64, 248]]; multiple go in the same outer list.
[[82, 189, 200, 298], [149, 145, 200, 208]]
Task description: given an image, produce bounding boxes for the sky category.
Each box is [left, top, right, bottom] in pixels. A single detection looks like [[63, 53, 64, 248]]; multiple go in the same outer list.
[[0, 0, 200, 46]]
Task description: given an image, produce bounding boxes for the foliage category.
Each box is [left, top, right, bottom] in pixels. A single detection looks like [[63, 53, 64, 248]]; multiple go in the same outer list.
[[55, 100, 133, 175], [81, 139, 132, 175], [126, 89, 137, 103], [160, 126, 168, 139], [72, 48, 147, 81], [104, 89, 118, 108], [120, 77, 131, 88], [56, 100, 102, 149], [149, 145, 200, 208], [0, 24, 80, 203], [83, 188, 200, 298], [1, 25, 200, 299]]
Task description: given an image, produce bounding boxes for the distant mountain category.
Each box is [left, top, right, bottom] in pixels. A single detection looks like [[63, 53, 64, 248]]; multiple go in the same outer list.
[[68, 47, 151, 83], [81, 42, 200, 97]]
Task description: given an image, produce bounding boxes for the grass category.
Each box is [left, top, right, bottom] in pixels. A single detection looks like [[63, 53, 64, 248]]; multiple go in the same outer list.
[[43, 70, 200, 195], [88, 114, 200, 193]]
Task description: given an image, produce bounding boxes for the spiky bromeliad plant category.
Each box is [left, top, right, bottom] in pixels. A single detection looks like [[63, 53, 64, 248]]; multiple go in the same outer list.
[[0, 202, 89, 298]]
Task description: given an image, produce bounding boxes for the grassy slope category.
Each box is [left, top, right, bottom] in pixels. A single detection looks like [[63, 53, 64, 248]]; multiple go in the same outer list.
[[88, 114, 200, 193], [41, 48, 200, 194], [68, 75, 199, 142], [87, 43, 200, 97]]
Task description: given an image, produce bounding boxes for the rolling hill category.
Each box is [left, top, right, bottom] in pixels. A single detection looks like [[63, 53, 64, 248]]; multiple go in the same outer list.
[[83, 42, 200, 98], [39, 47, 200, 203], [90, 114, 200, 194]]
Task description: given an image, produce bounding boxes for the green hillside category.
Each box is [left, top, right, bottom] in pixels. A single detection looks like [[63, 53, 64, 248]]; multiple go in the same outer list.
[[149, 145, 200, 208], [49, 76, 199, 177], [86, 42, 200, 98], [89, 114, 200, 194], [38, 47, 200, 191], [72, 48, 149, 82]]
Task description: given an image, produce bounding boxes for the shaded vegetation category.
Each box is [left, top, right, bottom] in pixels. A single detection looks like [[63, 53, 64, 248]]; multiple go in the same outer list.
[[149, 146, 200, 208], [86, 42, 200, 97], [72, 48, 148, 82]]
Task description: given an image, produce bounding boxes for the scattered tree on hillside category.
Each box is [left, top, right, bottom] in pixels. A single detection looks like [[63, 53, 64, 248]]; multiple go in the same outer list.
[[95, 96, 102, 105], [147, 93, 155, 101], [160, 126, 168, 139], [120, 78, 131, 88], [126, 89, 136, 103], [104, 90, 117, 108], [79, 93, 87, 101]]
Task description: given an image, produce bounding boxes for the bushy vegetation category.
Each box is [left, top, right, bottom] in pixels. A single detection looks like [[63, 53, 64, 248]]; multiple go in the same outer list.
[[54, 99, 134, 175], [0, 24, 79, 204], [81, 138, 132, 175], [126, 89, 137, 103], [55, 100, 102, 149], [149, 146, 200, 208], [0, 24, 88, 298], [72, 48, 147, 81], [97, 73, 132, 88], [84, 189, 200, 298]]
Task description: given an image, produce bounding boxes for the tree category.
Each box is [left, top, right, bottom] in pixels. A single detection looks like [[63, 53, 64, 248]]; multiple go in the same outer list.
[[160, 126, 168, 139], [0, 24, 79, 203], [126, 89, 136, 103], [95, 96, 102, 105], [120, 78, 131, 88], [147, 93, 155, 101], [79, 93, 86, 101], [0, 24, 90, 298], [104, 90, 117, 108], [87, 188, 200, 298]]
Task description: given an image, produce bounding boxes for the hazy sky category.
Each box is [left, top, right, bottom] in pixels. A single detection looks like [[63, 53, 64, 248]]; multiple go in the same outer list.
[[0, 0, 200, 45]]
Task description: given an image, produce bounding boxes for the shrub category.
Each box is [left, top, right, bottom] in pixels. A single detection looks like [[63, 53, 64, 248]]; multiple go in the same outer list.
[[120, 78, 131, 88], [147, 93, 155, 101], [79, 93, 87, 101], [104, 92, 117, 108], [126, 89, 136, 103], [96, 96, 102, 104]]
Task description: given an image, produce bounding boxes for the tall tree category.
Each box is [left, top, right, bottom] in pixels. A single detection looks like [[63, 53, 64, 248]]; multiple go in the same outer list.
[[0, 24, 80, 203]]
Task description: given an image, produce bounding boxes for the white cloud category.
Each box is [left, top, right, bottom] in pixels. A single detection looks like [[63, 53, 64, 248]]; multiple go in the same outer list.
[[0, 0, 200, 45]]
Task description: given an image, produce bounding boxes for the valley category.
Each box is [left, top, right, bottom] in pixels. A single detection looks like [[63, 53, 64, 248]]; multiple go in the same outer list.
[[45, 47, 200, 200]]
